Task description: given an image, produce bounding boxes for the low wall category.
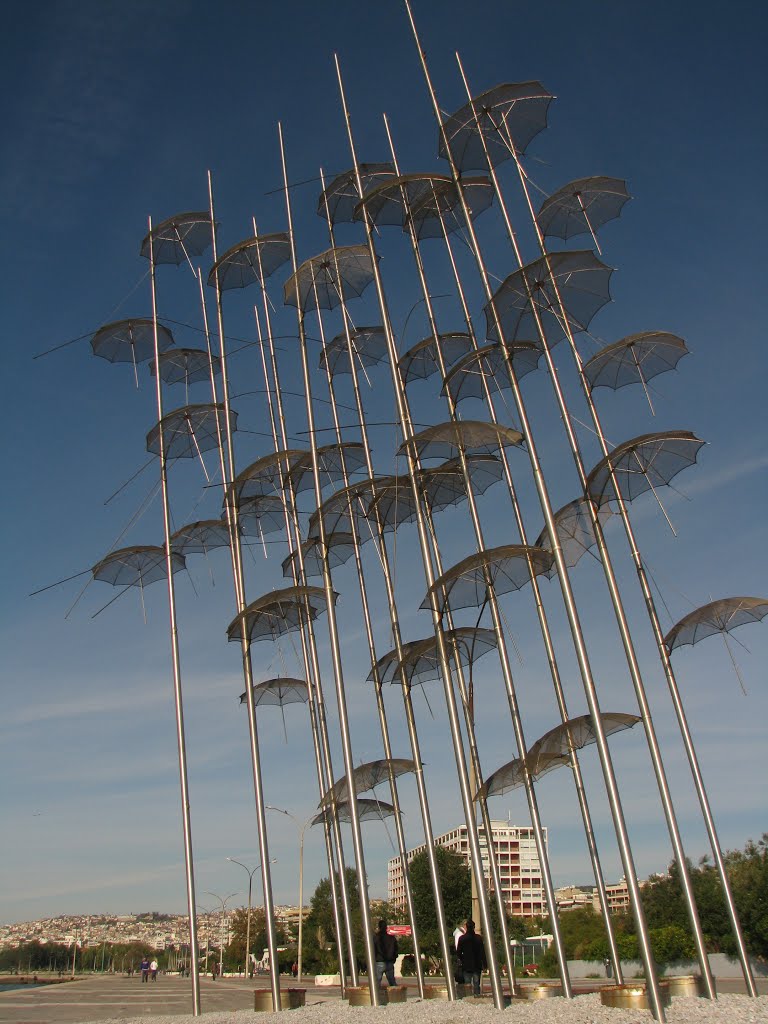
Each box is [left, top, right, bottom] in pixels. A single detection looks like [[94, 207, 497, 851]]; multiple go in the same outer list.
[[566, 954, 767, 979]]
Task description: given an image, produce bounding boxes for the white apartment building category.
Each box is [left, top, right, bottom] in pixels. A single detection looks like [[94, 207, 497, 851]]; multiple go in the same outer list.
[[388, 821, 547, 918]]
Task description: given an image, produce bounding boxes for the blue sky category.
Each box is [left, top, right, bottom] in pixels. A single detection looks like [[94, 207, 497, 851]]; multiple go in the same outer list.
[[1, 0, 766, 928]]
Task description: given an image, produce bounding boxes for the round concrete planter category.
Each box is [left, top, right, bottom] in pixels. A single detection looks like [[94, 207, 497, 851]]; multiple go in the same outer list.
[[385, 986, 408, 1003], [521, 983, 563, 1000], [422, 984, 451, 1000], [600, 983, 671, 1011], [254, 988, 306, 1012], [665, 974, 714, 998]]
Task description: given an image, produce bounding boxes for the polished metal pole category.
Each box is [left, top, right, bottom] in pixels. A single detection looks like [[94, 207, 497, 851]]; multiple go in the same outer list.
[[148, 218, 201, 1015], [207, 174, 282, 1009], [401, 8, 664, 1016], [279, 122, 380, 1005]]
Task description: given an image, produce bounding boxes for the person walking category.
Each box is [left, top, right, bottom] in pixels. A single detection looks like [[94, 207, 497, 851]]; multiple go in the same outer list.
[[456, 919, 486, 997], [372, 919, 398, 988], [140, 956, 150, 983], [150, 959, 158, 982]]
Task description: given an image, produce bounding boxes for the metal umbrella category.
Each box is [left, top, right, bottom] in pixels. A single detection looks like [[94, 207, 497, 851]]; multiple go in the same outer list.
[[398, 332, 474, 384], [239, 677, 309, 741], [442, 343, 541, 405], [91, 319, 174, 386], [320, 326, 387, 377], [535, 498, 615, 578], [226, 586, 337, 644], [140, 212, 213, 266], [376, 628, 499, 691], [321, 758, 416, 807], [317, 163, 395, 225], [664, 597, 768, 695], [354, 172, 453, 228], [537, 177, 631, 252], [586, 430, 705, 531], [409, 176, 495, 241], [421, 545, 554, 614], [238, 496, 286, 545], [311, 798, 397, 827], [228, 449, 307, 504], [92, 544, 185, 587], [398, 420, 523, 461], [170, 519, 231, 556], [477, 752, 568, 799], [283, 245, 377, 312], [150, 348, 221, 386], [145, 404, 237, 475], [207, 233, 290, 291], [485, 250, 613, 345], [282, 533, 358, 580], [287, 441, 368, 498], [439, 81, 554, 172], [307, 477, 384, 543], [582, 332, 689, 414]]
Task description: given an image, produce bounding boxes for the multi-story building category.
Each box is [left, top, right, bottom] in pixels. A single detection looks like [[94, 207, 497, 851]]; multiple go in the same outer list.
[[388, 821, 547, 918], [554, 884, 594, 912]]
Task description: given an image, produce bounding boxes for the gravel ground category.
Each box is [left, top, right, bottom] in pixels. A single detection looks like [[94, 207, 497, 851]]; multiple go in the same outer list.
[[72, 992, 768, 1024]]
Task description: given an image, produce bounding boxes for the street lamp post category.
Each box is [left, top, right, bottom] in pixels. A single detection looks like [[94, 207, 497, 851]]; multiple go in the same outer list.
[[227, 857, 277, 977], [204, 892, 239, 980], [266, 805, 312, 982]]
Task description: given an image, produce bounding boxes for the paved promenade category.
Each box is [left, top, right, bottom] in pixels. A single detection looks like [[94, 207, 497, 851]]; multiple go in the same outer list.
[[0, 974, 764, 1023]]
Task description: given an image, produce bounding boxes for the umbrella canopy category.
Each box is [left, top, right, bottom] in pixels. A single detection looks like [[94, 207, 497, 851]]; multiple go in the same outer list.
[[227, 586, 337, 644], [582, 332, 689, 392], [371, 627, 499, 689], [239, 677, 309, 707], [307, 477, 384, 542], [354, 173, 452, 228], [170, 519, 231, 556], [409, 176, 495, 240], [282, 532, 358, 580], [208, 233, 290, 291], [485, 250, 613, 345], [287, 442, 368, 497], [91, 318, 174, 364], [140, 211, 213, 265], [150, 347, 221, 386], [284, 245, 377, 312], [228, 449, 307, 504], [537, 177, 631, 242], [535, 498, 614, 578], [478, 711, 640, 799], [238, 495, 286, 539], [321, 758, 416, 807], [312, 798, 397, 827], [318, 163, 396, 224], [320, 326, 388, 377], [92, 545, 185, 587], [422, 544, 554, 614], [439, 81, 553, 172], [146, 403, 236, 460], [664, 597, 768, 653], [398, 332, 474, 384], [586, 431, 705, 506], [442, 342, 541, 404], [398, 420, 524, 461]]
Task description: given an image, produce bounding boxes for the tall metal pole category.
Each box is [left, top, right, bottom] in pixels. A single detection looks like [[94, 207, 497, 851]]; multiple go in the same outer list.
[[334, 55, 497, 1007], [427, 186, 623, 982], [207, 174, 282, 1009], [401, 8, 665, 1017], [266, 807, 311, 982], [148, 217, 201, 1015], [491, 104, 756, 996], [279, 122, 380, 1004]]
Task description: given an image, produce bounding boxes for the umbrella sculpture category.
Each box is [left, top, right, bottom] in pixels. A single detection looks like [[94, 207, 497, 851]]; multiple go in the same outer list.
[[409, 176, 495, 241], [320, 326, 388, 377], [91, 544, 186, 620], [140, 211, 213, 266], [170, 519, 231, 556], [318, 163, 396, 224], [398, 420, 524, 462], [311, 798, 397, 827], [207, 233, 291, 291], [321, 758, 416, 807], [536, 176, 631, 253], [421, 544, 554, 615], [535, 498, 615, 579], [664, 596, 768, 695], [282, 533, 358, 580], [398, 332, 474, 384], [91, 318, 175, 386], [226, 586, 337, 644], [582, 331, 690, 415], [238, 677, 309, 740], [372, 628, 499, 690], [146, 403, 237, 462], [442, 342, 541, 404], [150, 347, 221, 386], [228, 449, 307, 504], [439, 81, 553, 171], [283, 244, 378, 311]]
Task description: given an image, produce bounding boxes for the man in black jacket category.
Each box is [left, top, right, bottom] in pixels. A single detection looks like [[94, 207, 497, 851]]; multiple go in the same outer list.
[[373, 919, 398, 987], [456, 919, 486, 996]]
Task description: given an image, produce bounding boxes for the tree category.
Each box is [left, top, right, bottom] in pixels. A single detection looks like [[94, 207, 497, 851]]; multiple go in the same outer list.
[[227, 908, 288, 971], [408, 846, 471, 960]]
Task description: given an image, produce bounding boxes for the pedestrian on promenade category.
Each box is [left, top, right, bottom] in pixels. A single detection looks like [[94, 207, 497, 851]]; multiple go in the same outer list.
[[150, 959, 158, 982], [373, 919, 398, 988], [140, 956, 150, 983], [456, 919, 486, 997]]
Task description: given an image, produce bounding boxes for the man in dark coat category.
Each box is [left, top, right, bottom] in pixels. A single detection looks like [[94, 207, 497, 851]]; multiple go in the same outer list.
[[456, 919, 486, 996], [373, 919, 398, 987]]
